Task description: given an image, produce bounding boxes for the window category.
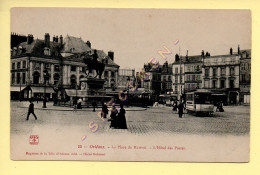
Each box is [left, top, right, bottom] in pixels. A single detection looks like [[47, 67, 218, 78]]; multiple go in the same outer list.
[[180, 76, 183, 83], [220, 80, 225, 88], [175, 85, 178, 92], [230, 67, 235, 76], [104, 71, 108, 77], [163, 76, 166, 81], [241, 63, 245, 71], [22, 73, 26, 84], [192, 75, 195, 81], [213, 68, 217, 76], [17, 73, 20, 84], [22, 61, 26, 68], [12, 63, 15, 70], [71, 66, 76, 72], [204, 80, 209, 88], [45, 63, 50, 69], [33, 72, 40, 84], [175, 67, 178, 74], [54, 73, 60, 85], [180, 67, 183, 74], [175, 76, 178, 83], [221, 67, 226, 76], [168, 76, 171, 81], [196, 75, 200, 80], [230, 80, 234, 89], [212, 80, 216, 88], [71, 75, 77, 87], [111, 71, 115, 77], [17, 62, 21, 69], [11, 73, 15, 84], [241, 74, 246, 82], [205, 68, 209, 77], [54, 65, 60, 71]]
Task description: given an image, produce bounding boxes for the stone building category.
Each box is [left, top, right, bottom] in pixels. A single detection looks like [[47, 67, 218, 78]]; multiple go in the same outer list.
[[161, 61, 173, 94], [10, 33, 119, 101], [117, 69, 135, 90], [239, 49, 251, 104], [202, 48, 240, 105]]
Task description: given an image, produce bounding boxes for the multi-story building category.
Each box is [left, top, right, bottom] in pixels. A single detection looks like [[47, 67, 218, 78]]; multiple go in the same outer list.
[[239, 49, 251, 104], [117, 69, 135, 90], [184, 55, 203, 92], [10, 33, 119, 101], [202, 48, 240, 105], [161, 61, 173, 94], [172, 54, 185, 101]]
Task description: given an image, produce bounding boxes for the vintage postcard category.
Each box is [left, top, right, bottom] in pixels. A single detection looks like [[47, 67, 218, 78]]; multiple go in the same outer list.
[[10, 8, 251, 161]]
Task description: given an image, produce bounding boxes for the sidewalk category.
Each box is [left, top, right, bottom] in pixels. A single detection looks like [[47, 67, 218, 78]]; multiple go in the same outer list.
[[12, 101, 148, 111]]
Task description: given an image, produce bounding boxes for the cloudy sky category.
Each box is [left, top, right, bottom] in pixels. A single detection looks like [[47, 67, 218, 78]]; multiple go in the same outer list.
[[11, 8, 251, 71]]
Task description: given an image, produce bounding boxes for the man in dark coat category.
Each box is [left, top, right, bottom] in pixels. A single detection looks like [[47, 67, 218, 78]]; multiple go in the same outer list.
[[92, 101, 97, 112], [178, 102, 184, 118], [26, 100, 37, 120], [102, 103, 108, 118]]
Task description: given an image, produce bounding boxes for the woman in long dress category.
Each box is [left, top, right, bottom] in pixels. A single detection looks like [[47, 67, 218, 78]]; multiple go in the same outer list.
[[109, 105, 118, 128], [117, 104, 127, 129]]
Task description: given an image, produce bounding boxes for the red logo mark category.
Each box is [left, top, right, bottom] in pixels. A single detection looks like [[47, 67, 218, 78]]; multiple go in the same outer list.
[[78, 145, 82, 148], [29, 135, 39, 145]]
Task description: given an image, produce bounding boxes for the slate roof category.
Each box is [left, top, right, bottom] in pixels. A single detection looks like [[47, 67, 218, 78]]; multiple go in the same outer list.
[[62, 35, 91, 53]]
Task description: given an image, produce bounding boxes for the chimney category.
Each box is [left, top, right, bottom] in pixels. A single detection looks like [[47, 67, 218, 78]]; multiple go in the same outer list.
[[230, 47, 233, 55], [86, 41, 91, 48], [44, 33, 50, 47], [186, 50, 189, 61], [175, 54, 179, 62], [53, 36, 56, 42], [201, 50, 205, 58], [27, 34, 34, 44], [59, 35, 63, 45], [238, 45, 240, 55], [108, 51, 114, 61]]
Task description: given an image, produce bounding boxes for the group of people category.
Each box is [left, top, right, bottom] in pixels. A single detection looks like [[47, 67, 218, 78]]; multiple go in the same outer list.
[[216, 101, 224, 112], [103, 103, 128, 129]]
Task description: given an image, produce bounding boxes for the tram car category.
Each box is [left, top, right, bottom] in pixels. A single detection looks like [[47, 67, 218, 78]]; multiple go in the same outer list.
[[185, 89, 214, 116]]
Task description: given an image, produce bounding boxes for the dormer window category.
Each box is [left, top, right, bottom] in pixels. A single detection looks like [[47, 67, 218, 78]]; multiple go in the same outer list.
[[44, 47, 51, 56]]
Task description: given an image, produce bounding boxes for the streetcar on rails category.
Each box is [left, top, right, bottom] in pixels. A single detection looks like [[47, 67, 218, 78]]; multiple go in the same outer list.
[[185, 89, 214, 116]]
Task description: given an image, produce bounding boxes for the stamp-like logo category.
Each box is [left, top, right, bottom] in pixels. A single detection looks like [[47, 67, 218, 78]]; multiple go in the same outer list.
[[29, 135, 39, 145]]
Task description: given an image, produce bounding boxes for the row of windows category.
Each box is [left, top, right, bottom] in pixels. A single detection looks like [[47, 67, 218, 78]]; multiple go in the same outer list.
[[186, 75, 200, 81], [204, 79, 235, 89], [205, 67, 235, 77], [11, 72, 26, 84], [12, 61, 26, 69], [186, 65, 201, 72]]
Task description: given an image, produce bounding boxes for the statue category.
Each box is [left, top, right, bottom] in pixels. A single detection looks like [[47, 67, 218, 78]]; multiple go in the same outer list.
[[82, 49, 105, 79]]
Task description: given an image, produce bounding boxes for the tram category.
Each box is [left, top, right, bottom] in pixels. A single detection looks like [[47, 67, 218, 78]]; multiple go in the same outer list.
[[185, 89, 214, 116]]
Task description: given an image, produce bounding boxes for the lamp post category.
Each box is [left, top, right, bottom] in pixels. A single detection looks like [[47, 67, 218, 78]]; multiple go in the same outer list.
[[42, 69, 49, 108]]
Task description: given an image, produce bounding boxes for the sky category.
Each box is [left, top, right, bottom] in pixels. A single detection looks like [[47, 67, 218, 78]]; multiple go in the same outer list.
[[11, 8, 251, 71]]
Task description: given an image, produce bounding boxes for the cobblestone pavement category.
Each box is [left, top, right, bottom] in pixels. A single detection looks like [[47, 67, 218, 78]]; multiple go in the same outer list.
[[11, 101, 250, 136]]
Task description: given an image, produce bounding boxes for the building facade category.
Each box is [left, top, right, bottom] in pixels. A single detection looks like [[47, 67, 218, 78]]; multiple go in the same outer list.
[[202, 49, 240, 105], [239, 50, 251, 104], [10, 33, 119, 101]]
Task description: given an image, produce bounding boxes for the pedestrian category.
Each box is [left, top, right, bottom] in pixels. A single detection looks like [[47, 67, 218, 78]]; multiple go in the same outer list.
[[77, 98, 82, 109], [26, 99, 37, 120], [117, 104, 127, 129], [219, 101, 224, 112], [109, 105, 118, 128], [92, 101, 97, 112], [102, 103, 108, 118], [216, 101, 220, 112], [178, 102, 184, 118], [173, 100, 178, 111]]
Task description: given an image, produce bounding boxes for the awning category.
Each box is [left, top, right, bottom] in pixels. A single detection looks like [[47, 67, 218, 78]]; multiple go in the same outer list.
[[10, 86, 26, 92], [30, 87, 54, 93]]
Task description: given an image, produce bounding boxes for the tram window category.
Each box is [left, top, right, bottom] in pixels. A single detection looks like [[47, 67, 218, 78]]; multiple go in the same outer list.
[[194, 93, 212, 104], [186, 94, 193, 101]]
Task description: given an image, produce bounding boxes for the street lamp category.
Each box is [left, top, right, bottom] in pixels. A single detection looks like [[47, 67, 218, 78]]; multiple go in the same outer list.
[[42, 69, 49, 108]]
